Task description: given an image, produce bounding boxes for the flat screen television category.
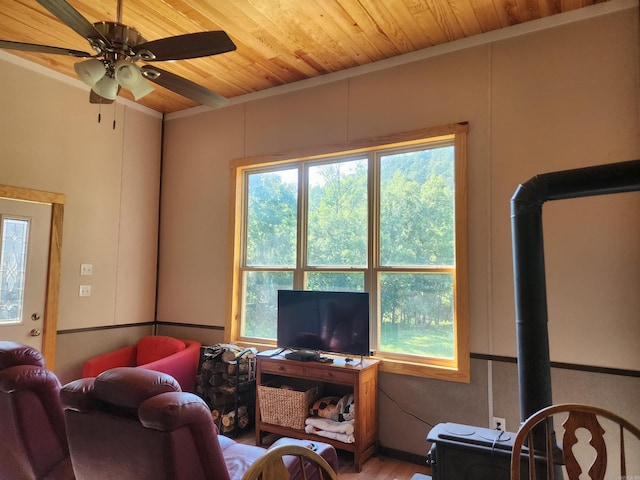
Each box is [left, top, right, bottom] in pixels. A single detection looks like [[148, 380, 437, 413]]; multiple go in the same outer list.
[[277, 290, 370, 358]]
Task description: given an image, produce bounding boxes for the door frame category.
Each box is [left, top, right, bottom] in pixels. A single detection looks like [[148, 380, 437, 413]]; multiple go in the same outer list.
[[0, 185, 65, 367]]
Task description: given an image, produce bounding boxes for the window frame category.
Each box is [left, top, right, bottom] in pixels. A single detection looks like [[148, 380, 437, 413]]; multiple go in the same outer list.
[[0, 214, 31, 325], [227, 123, 470, 382]]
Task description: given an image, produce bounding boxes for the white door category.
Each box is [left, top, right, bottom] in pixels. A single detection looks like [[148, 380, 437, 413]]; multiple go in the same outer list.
[[0, 199, 51, 350]]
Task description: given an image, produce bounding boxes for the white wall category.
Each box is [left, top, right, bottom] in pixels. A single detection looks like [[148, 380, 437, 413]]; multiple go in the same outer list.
[[160, 5, 640, 370], [488, 8, 640, 368], [0, 52, 162, 382]]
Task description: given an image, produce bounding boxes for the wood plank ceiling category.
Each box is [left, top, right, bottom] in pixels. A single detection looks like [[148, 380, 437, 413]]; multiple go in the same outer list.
[[0, 0, 609, 113]]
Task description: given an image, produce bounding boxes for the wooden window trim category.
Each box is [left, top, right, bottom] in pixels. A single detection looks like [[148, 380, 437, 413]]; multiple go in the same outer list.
[[226, 123, 470, 382]]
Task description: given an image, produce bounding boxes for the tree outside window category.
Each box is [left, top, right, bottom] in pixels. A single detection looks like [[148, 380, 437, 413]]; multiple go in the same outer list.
[[229, 124, 469, 381]]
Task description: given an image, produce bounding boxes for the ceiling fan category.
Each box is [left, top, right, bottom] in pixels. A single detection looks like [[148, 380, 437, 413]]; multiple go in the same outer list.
[[0, 0, 236, 107]]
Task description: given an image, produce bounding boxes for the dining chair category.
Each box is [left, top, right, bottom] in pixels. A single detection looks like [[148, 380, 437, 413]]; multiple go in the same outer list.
[[241, 444, 338, 480], [510, 403, 640, 480]]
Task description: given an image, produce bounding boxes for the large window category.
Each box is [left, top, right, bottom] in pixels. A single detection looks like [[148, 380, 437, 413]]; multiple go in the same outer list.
[[229, 124, 469, 381]]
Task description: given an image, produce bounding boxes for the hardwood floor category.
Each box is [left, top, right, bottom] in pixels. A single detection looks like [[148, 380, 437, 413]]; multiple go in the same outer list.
[[235, 429, 432, 479], [335, 450, 431, 479]]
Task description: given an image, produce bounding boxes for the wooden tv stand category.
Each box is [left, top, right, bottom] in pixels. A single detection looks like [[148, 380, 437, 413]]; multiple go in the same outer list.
[[255, 353, 379, 472]]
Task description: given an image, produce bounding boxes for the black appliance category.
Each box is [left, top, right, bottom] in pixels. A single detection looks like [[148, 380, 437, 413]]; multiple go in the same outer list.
[[426, 423, 515, 479]]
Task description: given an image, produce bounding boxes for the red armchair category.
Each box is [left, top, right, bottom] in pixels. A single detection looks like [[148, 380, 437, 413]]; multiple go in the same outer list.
[[61, 367, 337, 480], [0, 341, 75, 480], [81, 335, 201, 392]]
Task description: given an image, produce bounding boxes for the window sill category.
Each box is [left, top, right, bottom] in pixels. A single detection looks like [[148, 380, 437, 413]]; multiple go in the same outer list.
[[233, 340, 470, 383], [376, 355, 470, 383]]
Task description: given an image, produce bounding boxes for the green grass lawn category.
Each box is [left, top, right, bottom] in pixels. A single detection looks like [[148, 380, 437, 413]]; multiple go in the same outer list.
[[380, 322, 454, 358]]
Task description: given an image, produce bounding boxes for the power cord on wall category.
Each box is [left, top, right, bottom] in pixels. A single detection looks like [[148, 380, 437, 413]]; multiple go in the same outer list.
[[378, 385, 435, 428]]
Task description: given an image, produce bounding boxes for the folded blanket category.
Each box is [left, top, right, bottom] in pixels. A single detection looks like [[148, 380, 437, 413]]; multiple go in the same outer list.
[[305, 424, 355, 444], [305, 417, 354, 435], [309, 393, 355, 422]]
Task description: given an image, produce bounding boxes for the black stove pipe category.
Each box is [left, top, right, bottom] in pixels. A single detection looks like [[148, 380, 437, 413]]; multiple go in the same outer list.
[[511, 159, 640, 426]]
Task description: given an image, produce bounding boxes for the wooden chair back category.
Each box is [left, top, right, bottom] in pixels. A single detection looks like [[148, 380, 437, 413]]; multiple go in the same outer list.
[[510, 403, 640, 480], [241, 444, 338, 480]]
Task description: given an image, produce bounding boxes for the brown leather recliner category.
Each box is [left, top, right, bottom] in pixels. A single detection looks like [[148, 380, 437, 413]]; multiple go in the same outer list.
[[0, 341, 75, 480], [61, 367, 338, 480]]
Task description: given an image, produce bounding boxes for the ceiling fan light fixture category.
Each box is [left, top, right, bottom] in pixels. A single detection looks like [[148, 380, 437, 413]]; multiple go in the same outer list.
[[114, 59, 142, 88], [74, 58, 106, 86], [115, 59, 154, 100], [91, 75, 118, 100], [128, 78, 154, 100]]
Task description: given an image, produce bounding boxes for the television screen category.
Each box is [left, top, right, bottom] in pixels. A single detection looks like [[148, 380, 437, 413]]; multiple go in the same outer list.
[[277, 290, 370, 358]]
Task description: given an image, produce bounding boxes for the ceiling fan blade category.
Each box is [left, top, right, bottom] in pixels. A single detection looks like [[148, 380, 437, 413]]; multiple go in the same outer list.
[[133, 31, 236, 61], [37, 0, 111, 46], [141, 65, 228, 108], [0, 40, 92, 57]]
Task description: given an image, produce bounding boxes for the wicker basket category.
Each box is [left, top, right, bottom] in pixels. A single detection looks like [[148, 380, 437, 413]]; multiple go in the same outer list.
[[258, 379, 322, 430]]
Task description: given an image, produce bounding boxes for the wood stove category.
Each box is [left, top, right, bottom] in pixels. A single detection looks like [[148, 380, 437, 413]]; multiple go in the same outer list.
[[426, 423, 515, 479]]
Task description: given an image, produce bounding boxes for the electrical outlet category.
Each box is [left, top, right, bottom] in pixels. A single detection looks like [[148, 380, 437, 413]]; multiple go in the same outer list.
[[492, 416, 506, 431], [79, 285, 92, 297]]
